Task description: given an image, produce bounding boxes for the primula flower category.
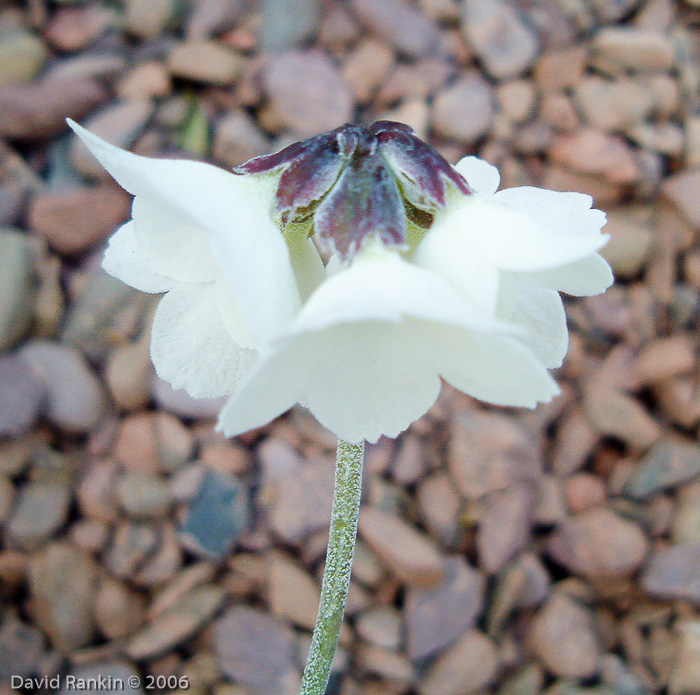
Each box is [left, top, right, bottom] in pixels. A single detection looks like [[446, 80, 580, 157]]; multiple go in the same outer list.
[[69, 120, 612, 444]]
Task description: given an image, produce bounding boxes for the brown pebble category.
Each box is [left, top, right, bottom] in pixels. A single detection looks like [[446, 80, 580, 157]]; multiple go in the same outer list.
[[418, 629, 498, 695], [167, 40, 245, 85], [564, 473, 607, 513], [547, 507, 649, 579], [432, 72, 494, 144], [359, 506, 445, 588], [529, 592, 601, 678]]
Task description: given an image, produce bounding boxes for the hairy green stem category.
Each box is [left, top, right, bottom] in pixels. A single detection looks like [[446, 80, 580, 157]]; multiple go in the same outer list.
[[299, 439, 365, 695]]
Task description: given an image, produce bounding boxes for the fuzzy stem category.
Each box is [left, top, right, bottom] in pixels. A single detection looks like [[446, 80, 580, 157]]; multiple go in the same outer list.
[[299, 439, 365, 695]]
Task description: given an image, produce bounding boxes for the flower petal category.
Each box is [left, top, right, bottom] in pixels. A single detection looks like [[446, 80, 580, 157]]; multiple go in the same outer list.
[[218, 320, 443, 444], [428, 198, 608, 274], [132, 197, 218, 283], [454, 156, 500, 196], [68, 119, 300, 343], [287, 235, 326, 302], [151, 282, 258, 399], [519, 253, 614, 296], [291, 247, 502, 334], [438, 326, 560, 407], [493, 186, 607, 239], [505, 286, 569, 368], [102, 222, 175, 293]]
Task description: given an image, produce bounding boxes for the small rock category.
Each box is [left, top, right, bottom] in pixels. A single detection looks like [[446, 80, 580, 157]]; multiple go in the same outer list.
[[70, 100, 153, 179], [534, 46, 588, 92], [573, 77, 654, 131], [642, 541, 700, 604], [47, 54, 127, 83], [69, 518, 110, 553], [356, 606, 402, 651], [29, 184, 131, 256], [342, 39, 394, 104], [117, 471, 172, 519], [268, 551, 320, 630], [103, 521, 159, 578], [673, 482, 700, 544], [356, 643, 414, 683], [167, 40, 245, 85], [134, 523, 182, 586], [7, 482, 72, 551], [60, 662, 145, 695], [432, 72, 494, 144], [381, 98, 430, 140], [116, 61, 172, 101], [29, 543, 98, 652], [77, 459, 119, 521], [268, 456, 335, 544], [44, 6, 112, 52], [529, 593, 601, 679], [547, 507, 649, 579], [0, 354, 46, 436], [564, 473, 607, 513], [20, 340, 106, 433], [497, 80, 536, 123], [179, 468, 249, 560], [212, 111, 270, 167], [186, 0, 246, 39], [390, 435, 427, 485], [635, 335, 696, 383], [0, 228, 35, 349], [359, 506, 444, 587], [264, 51, 353, 136], [592, 27, 675, 72], [155, 412, 195, 470], [106, 335, 153, 412], [416, 472, 461, 546], [0, 616, 46, 680], [448, 411, 540, 500], [625, 439, 700, 500], [600, 207, 654, 278], [260, 0, 321, 52], [663, 169, 700, 228], [669, 622, 700, 695], [126, 585, 224, 660], [461, 0, 539, 79], [478, 483, 536, 574], [418, 629, 498, 695], [583, 387, 661, 448], [0, 26, 49, 87], [551, 128, 639, 184], [94, 576, 146, 640], [114, 413, 159, 472], [213, 606, 299, 695], [124, 0, 175, 38], [350, 0, 440, 58], [405, 556, 484, 660], [0, 77, 107, 140]]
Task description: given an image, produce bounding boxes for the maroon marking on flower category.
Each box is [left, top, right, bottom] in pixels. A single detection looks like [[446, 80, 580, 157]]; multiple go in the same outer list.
[[314, 150, 406, 258], [234, 121, 471, 259]]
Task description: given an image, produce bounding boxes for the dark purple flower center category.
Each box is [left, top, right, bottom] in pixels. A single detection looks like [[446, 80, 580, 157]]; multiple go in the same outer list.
[[234, 121, 471, 259]]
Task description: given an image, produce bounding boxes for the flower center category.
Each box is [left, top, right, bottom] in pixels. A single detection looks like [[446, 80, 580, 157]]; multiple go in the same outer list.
[[234, 121, 471, 260]]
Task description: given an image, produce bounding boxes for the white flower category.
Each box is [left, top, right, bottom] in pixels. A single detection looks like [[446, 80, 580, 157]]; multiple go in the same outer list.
[[415, 157, 613, 370], [69, 120, 611, 444]]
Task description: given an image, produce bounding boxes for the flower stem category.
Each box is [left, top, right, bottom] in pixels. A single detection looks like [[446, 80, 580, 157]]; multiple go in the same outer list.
[[299, 439, 365, 695]]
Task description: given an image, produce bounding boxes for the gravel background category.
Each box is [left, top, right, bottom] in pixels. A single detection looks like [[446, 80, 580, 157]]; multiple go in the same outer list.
[[1, 0, 700, 694]]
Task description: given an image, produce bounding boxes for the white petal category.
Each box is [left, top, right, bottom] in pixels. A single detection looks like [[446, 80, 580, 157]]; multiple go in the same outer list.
[[132, 197, 218, 283], [218, 320, 443, 444], [102, 222, 175, 293], [429, 198, 608, 274], [68, 120, 300, 343], [506, 286, 569, 368], [493, 186, 607, 239], [438, 326, 561, 407], [454, 156, 501, 196], [520, 253, 614, 296], [287, 235, 326, 302], [151, 282, 258, 399], [414, 221, 501, 316], [291, 248, 502, 335]]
